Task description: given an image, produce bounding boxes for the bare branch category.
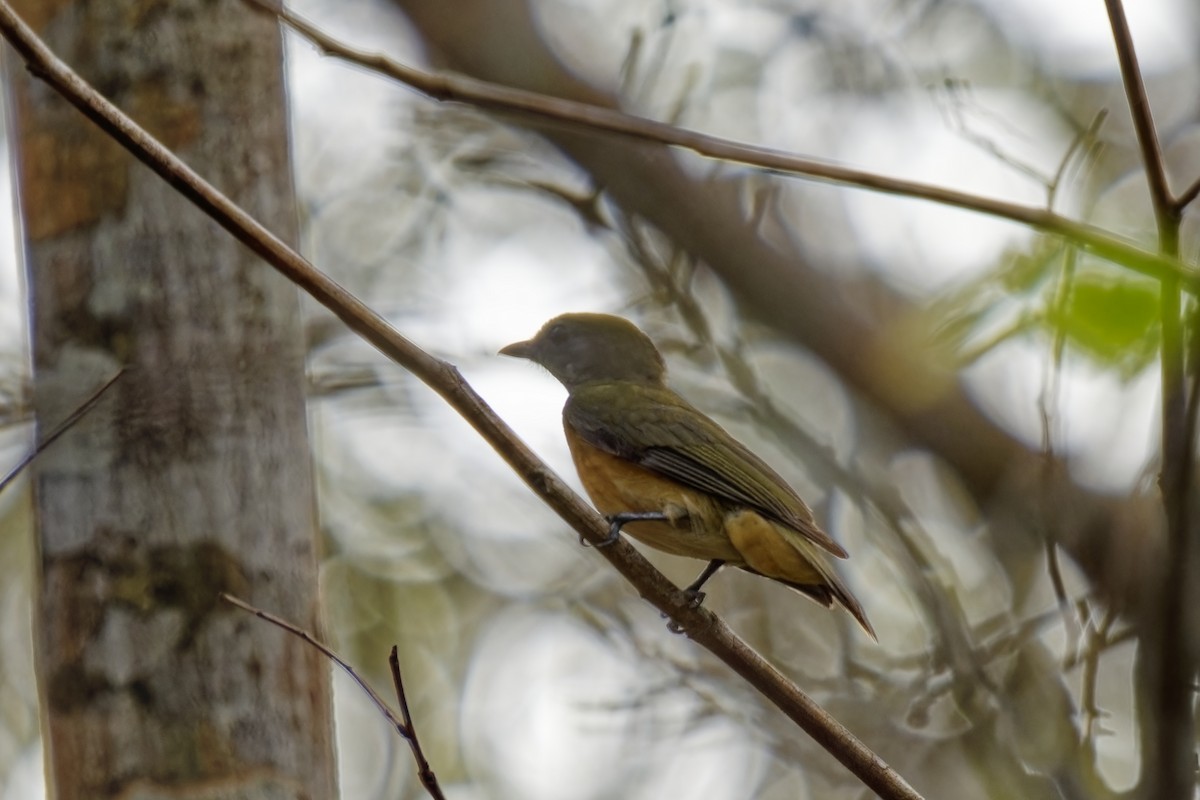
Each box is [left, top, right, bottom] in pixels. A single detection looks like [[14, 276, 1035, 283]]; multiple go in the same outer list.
[[1176, 175, 1200, 211], [1104, 3, 1195, 798], [1079, 607, 1117, 755], [0, 368, 124, 494], [1103, 0, 1174, 217], [220, 595, 447, 800], [1040, 244, 1082, 638], [241, 0, 1197, 290], [0, 5, 921, 797], [1048, 109, 1108, 211], [388, 647, 443, 798]]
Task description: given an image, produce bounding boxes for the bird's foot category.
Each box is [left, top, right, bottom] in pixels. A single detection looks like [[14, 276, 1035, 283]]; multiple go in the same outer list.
[[684, 559, 725, 597], [661, 587, 708, 634], [584, 511, 670, 548]]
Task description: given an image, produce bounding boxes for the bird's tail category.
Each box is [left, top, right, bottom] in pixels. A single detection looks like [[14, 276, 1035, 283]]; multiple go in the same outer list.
[[742, 549, 876, 640], [726, 511, 876, 639], [783, 569, 876, 641]]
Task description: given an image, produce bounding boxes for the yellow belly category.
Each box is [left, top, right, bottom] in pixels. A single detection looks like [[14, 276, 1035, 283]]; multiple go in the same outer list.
[[564, 425, 830, 589], [565, 427, 741, 561]]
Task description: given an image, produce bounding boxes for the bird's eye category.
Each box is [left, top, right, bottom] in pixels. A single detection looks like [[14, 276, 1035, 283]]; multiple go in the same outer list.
[[547, 323, 566, 342]]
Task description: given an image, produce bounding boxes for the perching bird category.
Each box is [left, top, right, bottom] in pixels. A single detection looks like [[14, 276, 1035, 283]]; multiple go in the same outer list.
[[501, 312, 874, 638]]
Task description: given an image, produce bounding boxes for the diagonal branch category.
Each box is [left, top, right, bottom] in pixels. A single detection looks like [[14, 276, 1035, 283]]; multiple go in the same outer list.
[[0, 368, 124, 494], [1176, 175, 1200, 211], [245, 0, 1198, 290], [0, 4, 921, 797]]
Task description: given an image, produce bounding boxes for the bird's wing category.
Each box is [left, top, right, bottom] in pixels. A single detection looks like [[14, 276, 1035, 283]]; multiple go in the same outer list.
[[566, 383, 847, 558]]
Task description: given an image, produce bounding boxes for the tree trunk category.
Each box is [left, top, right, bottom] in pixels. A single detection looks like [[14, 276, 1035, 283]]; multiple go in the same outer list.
[[8, 1, 337, 797]]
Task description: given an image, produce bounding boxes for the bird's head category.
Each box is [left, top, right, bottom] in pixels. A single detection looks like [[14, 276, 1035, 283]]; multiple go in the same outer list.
[[500, 313, 666, 391]]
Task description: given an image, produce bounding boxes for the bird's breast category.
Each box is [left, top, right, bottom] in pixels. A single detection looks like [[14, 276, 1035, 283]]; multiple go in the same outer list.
[[563, 423, 740, 561]]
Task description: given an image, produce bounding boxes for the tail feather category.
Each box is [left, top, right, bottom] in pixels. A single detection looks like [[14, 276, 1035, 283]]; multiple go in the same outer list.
[[782, 525, 875, 640], [739, 565, 876, 640], [806, 573, 876, 641], [724, 509, 875, 639]]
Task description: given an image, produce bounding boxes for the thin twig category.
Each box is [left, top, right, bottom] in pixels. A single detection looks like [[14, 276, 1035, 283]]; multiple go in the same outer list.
[[220, 595, 447, 800], [1040, 242, 1081, 637], [1047, 109, 1107, 211], [240, 0, 1198, 291], [0, 368, 125, 494], [0, 6, 921, 797], [936, 79, 1052, 188], [1062, 624, 1135, 672], [1176, 175, 1200, 211], [1103, 0, 1174, 217], [1079, 607, 1117, 754], [1042, 539, 1070, 615], [388, 647, 442, 797]]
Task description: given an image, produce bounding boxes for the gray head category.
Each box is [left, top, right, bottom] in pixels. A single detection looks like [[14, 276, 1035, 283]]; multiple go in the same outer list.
[[499, 313, 667, 391]]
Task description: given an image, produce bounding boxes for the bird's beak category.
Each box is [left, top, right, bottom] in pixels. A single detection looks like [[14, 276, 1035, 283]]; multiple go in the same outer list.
[[499, 339, 536, 360]]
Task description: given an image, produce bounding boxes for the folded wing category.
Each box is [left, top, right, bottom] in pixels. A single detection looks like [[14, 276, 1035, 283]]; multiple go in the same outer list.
[[566, 383, 848, 559]]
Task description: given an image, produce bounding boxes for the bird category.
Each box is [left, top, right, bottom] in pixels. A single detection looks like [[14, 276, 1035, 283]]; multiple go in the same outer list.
[[500, 312, 874, 638]]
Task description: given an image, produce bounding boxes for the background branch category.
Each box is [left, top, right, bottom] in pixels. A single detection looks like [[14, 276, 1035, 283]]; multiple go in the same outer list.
[[1104, 2, 1197, 797], [0, 368, 123, 494], [250, 0, 1194, 290]]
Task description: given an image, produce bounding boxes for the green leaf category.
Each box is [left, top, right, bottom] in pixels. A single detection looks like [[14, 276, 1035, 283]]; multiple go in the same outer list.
[[1047, 276, 1160, 373]]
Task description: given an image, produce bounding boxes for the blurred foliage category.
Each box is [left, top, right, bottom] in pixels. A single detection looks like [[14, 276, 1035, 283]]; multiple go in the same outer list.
[[1049, 275, 1161, 375], [931, 243, 1162, 377]]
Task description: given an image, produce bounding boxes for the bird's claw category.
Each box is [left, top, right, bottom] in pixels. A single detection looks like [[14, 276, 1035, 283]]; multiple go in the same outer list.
[[586, 511, 670, 548], [581, 518, 624, 548], [661, 589, 707, 634], [599, 518, 623, 547]]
